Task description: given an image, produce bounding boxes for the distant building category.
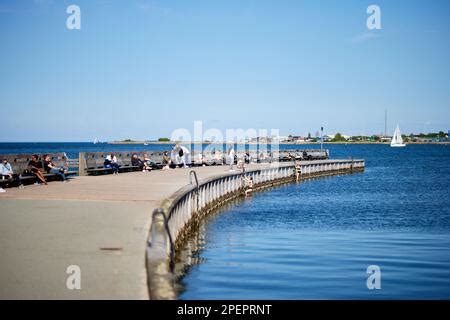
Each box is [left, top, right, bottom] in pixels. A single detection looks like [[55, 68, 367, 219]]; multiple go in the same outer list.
[[323, 134, 350, 141], [289, 136, 305, 143], [274, 136, 290, 142]]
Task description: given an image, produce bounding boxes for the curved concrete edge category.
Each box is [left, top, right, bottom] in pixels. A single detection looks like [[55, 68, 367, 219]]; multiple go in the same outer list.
[[145, 160, 365, 299]]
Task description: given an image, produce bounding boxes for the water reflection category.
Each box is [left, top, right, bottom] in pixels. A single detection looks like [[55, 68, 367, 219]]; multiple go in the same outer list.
[[173, 199, 245, 296]]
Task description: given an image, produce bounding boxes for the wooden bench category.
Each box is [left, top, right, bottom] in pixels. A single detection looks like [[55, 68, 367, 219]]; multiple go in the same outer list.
[[79, 151, 170, 175], [81, 152, 136, 175], [0, 153, 77, 188], [76, 149, 330, 176]]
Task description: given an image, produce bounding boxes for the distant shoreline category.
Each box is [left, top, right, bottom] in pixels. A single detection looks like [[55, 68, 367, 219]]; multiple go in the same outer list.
[[107, 141, 450, 145]]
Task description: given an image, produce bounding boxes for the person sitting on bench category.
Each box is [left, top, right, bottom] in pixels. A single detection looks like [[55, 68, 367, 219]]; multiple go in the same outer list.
[[1, 158, 14, 180], [43, 154, 67, 182], [162, 151, 175, 170], [214, 150, 223, 164], [143, 154, 154, 170], [131, 154, 150, 172], [1, 158, 21, 187], [104, 154, 120, 174], [27, 154, 47, 185]]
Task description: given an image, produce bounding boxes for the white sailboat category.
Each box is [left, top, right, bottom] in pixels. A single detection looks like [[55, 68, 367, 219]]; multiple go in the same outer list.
[[390, 125, 406, 147], [93, 138, 99, 144]]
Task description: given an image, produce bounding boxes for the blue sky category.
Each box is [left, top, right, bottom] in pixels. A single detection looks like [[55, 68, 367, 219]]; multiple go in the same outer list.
[[1, 0, 449, 141]]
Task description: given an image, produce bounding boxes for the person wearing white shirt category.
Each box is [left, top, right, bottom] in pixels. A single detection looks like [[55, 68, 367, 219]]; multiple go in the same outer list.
[[104, 154, 120, 174], [1, 158, 20, 190], [227, 147, 235, 171], [1, 158, 13, 179]]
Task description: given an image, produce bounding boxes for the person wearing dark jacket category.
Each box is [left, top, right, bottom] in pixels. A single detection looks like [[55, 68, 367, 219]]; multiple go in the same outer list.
[[43, 154, 66, 182], [131, 154, 149, 172], [27, 154, 47, 185]]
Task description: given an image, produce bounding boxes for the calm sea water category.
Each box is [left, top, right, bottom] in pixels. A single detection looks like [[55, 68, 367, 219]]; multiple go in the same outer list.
[[177, 144, 450, 299]]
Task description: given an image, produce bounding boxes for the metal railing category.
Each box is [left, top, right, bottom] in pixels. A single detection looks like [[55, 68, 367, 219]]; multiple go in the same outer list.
[[146, 158, 364, 299]]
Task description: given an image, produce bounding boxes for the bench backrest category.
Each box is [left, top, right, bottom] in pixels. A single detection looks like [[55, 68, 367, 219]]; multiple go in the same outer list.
[[0, 154, 33, 175], [45, 152, 69, 167], [83, 151, 170, 170], [79, 148, 329, 171], [85, 152, 135, 169]]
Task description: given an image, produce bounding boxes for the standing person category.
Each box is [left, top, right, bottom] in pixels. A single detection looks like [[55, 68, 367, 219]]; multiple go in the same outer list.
[[27, 154, 47, 185], [245, 152, 250, 164], [178, 147, 185, 168], [227, 147, 235, 171], [104, 153, 120, 174], [179, 145, 190, 168], [43, 155, 67, 182]]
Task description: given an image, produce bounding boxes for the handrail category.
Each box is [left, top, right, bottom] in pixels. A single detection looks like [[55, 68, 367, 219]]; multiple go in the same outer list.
[[189, 170, 200, 214], [150, 208, 175, 272], [189, 170, 199, 189], [163, 159, 365, 224]]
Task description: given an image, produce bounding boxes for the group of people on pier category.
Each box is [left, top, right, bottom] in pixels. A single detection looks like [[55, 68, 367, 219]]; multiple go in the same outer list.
[[104, 153, 154, 174], [1, 144, 302, 193], [101, 145, 240, 175], [0, 154, 69, 192]]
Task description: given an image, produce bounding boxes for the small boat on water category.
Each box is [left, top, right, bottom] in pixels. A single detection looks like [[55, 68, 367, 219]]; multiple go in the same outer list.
[[93, 138, 99, 144], [390, 125, 406, 147]]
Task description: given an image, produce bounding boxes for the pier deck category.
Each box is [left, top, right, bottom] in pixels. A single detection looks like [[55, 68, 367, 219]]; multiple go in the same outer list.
[[0, 164, 270, 299]]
